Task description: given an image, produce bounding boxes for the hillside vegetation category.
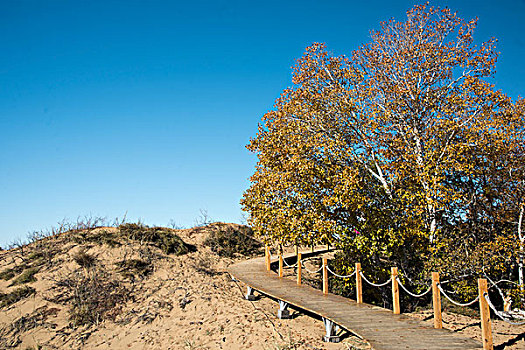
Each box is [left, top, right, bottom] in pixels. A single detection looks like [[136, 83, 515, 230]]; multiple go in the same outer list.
[[0, 221, 358, 350]]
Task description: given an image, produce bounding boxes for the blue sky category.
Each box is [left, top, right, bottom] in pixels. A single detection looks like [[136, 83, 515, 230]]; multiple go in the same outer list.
[[1, 0, 524, 247]]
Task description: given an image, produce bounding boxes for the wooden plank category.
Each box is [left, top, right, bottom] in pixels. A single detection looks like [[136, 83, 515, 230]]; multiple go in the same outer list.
[[228, 253, 482, 350]]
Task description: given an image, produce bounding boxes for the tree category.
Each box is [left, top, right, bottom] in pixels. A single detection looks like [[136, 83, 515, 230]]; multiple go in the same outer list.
[[242, 3, 524, 301]]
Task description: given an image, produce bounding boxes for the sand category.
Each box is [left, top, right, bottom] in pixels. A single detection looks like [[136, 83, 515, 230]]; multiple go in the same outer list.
[[0, 224, 523, 349]]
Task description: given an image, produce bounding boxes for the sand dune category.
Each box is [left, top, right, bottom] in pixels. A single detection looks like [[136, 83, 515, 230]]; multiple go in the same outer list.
[[0, 223, 523, 349]]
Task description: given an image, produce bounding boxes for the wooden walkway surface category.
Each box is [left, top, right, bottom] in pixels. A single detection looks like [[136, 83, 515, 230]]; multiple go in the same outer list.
[[228, 254, 482, 350]]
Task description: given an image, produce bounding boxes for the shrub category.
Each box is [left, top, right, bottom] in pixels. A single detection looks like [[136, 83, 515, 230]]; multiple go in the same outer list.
[[115, 259, 153, 280], [0, 268, 15, 281], [118, 223, 192, 255], [0, 286, 36, 308], [9, 267, 39, 286], [0, 264, 28, 281], [203, 225, 261, 258], [25, 242, 59, 268], [71, 229, 121, 247], [26, 251, 45, 263], [73, 250, 97, 268], [53, 268, 129, 326]]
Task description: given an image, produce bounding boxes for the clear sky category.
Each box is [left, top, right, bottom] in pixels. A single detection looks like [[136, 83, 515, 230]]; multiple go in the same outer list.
[[1, 0, 524, 247]]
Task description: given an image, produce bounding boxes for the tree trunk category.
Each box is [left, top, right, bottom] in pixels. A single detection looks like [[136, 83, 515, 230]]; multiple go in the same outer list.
[[518, 204, 524, 287], [428, 206, 437, 245]]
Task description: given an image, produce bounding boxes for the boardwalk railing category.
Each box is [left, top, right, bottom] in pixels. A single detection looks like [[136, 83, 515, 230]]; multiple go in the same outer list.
[[266, 247, 525, 350]]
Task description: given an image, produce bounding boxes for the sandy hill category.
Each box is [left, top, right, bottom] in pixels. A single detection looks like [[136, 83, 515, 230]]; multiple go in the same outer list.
[[0, 222, 360, 350], [1, 222, 524, 350]]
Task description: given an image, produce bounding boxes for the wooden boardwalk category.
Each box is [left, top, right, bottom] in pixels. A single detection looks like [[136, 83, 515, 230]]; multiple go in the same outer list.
[[228, 254, 482, 350]]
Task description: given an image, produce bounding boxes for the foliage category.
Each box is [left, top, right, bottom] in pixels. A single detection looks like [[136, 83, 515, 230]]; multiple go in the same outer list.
[[73, 250, 97, 268], [242, 3, 525, 303], [203, 224, 262, 258], [115, 259, 153, 280], [71, 229, 122, 247], [0, 286, 36, 308], [53, 268, 129, 326], [0, 264, 28, 281], [70, 224, 194, 255], [9, 267, 40, 287], [118, 223, 192, 255], [329, 235, 430, 311]]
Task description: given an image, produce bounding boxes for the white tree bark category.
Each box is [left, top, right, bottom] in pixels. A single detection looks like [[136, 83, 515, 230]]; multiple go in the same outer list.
[[518, 204, 524, 287]]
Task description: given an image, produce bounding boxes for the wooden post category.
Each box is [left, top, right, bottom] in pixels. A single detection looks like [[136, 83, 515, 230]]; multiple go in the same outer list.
[[323, 258, 328, 295], [432, 272, 442, 329], [279, 254, 283, 278], [297, 253, 302, 285], [356, 263, 363, 304], [478, 279, 493, 350], [391, 267, 400, 314], [266, 246, 271, 271], [264, 246, 268, 271]]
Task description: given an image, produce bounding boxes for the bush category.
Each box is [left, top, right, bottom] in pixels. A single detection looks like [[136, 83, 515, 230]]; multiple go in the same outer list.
[[0, 286, 36, 308], [115, 259, 153, 280], [203, 225, 261, 258], [26, 251, 45, 264], [9, 267, 39, 286], [73, 250, 97, 268], [71, 229, 121, 247], [118, 223, 192, 255], [0, 268, 15, 281], [53, 268, 129, 326], [0, 264, 27, 281]]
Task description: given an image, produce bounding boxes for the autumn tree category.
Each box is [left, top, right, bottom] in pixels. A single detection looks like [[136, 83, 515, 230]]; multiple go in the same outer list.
[[242, 3, 525, 300]]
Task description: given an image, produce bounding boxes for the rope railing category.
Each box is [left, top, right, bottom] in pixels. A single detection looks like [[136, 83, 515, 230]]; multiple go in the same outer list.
[[265, 247, 524, 350], [360, 271, 392, 287], [491, 279, 519, 287], [396, 277, 432, 298], [282, 257, 298, 268], [301, 263, 323, 274], [326, 265, 356, 278], [437, 283, 480, 307], [484, 292, 525, 326]]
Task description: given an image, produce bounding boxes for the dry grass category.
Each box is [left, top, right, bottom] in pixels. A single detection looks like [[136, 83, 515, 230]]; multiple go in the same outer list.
[[115, 258, 153, 280], [203, 223, 261, 258], [51, 267, 129, 326], [8, 267, 39, 286], [73, 250, 97, 268], [0, 286, 36, 308]]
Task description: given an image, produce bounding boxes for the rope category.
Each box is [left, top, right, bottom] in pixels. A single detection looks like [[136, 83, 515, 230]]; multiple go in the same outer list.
[[359, 271, 392, 287], [491, 279, 520, 287], [300, 261, 324, 274], [484, 293, 525, 325], [326, 265, 356, 279], [437, 283, 479, 306], [282, 257, 298, 268], [396, 277, 432, 298], [440, 274, 475, 285]]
